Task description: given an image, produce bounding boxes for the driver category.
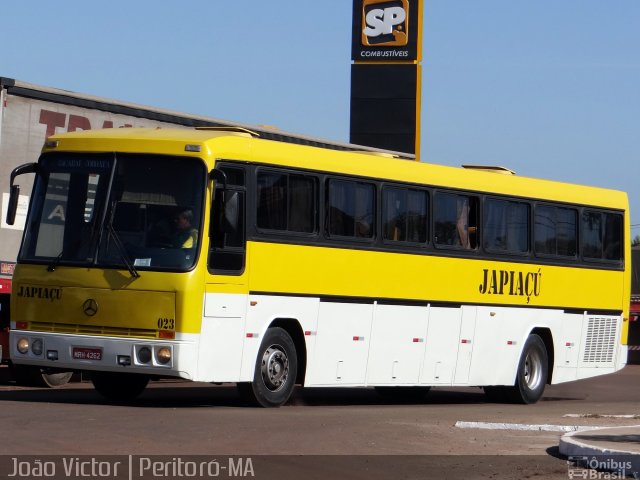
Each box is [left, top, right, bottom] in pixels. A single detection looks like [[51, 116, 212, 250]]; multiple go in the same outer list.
[[171, 209, 198, 248]]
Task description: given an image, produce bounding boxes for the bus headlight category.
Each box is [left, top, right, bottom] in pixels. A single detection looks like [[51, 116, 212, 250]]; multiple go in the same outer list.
[[17, 338, 29, 354], [137, 346, 152, 364], [31, 338, 44, 356], [156, 347, 172, 365]]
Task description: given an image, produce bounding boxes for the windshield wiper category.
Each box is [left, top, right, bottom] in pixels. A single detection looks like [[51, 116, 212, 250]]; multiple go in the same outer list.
[[47, 251, 64, 272], [47, 239, 82, 272], [106, 204, 140, 278]]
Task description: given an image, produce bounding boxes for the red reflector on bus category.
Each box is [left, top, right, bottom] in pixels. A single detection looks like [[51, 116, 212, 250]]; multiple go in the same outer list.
[[246, 333, 259, 338], [16, 322, 28, 330], [353, 336, 364, 341], [461, 339, 471, 344], [158, 330, 175, 339]]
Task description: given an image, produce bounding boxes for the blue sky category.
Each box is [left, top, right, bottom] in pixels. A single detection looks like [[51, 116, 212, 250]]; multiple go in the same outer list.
[[2, 1, 639, 233]]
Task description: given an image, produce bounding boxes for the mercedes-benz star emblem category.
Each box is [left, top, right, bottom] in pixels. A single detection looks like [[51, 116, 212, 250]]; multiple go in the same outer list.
[[82, 299, 98, 317]]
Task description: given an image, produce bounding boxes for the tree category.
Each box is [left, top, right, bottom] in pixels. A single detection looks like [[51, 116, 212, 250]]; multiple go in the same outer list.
[[633, 235, 640, 247]]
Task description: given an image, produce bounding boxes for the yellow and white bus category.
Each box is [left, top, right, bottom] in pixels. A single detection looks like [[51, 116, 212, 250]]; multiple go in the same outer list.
[[6, 127, 631, 406]]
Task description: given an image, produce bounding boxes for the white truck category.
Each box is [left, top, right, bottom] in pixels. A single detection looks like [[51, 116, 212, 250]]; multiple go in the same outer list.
[[0, 76, 385, 386]]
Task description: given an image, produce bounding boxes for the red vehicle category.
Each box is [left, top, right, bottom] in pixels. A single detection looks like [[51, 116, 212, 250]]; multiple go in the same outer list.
[[0, 277, 9, 364], [628, 247, 640, 363]]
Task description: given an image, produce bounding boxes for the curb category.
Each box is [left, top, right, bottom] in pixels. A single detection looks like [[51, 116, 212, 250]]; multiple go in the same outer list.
[[560, 425, 640, 477]]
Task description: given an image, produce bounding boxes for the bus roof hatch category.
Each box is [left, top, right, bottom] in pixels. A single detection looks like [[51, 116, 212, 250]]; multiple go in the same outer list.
[[461, 165, 516, 175]]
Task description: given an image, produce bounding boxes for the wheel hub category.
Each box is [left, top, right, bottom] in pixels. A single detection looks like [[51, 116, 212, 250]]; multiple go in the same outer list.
[[524, 350, 543, 390], [261, 344, 289, 392]]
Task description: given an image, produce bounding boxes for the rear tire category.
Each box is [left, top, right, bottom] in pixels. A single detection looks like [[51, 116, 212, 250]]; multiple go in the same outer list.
[[237, 327, 297, 407], [503, 334, 548, 404], [91, 372, 149, 402]]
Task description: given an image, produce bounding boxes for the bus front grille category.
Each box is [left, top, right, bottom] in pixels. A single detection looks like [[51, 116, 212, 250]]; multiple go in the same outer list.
[[28, 322, 159, 339]]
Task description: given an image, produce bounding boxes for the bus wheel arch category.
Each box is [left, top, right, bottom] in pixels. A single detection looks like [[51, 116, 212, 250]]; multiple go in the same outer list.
[[530, 327, 554, 384], [505, 332, 550, 404], [238, 320, 304, 407], [268, 318, 307, 386]]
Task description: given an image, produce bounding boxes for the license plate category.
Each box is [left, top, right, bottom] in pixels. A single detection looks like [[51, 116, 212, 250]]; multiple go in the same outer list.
[[72, 347, 103, 361]]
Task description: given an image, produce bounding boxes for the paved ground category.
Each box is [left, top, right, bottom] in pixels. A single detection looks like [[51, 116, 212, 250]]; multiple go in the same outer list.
[[1, 365, 639, 479]]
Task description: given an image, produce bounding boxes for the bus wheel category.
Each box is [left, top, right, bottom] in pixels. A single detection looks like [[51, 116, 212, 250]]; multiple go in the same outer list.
[[91, 372, 149, 402], [10, 364, 73, 388], [40, 371, 73, 387], [505, 334, 548, 404], [238, 327, 297, 407]]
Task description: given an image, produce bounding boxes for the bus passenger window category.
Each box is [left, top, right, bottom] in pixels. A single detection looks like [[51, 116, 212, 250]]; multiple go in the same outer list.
[[382, 186, 428, 244], [327, 179, 375, 240], [483, 199, 530, 254], [582, 210, 622, 262], [257, 171, 317, 234], [534, 205, 577, 257], [434, 193, 478, 249], [603, 214, 622, 260]]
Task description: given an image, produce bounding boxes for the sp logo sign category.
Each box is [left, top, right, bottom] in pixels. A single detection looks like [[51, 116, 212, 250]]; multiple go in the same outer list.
[[351, 0, 419, 61], [362, 0, 409, 47]]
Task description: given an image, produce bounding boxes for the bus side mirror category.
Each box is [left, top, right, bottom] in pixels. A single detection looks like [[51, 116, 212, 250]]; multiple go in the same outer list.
[[209, 168, 229, 240], [6, 185, 20, 226], [7, 162, 38, 226], [223, 191, 239, 233]]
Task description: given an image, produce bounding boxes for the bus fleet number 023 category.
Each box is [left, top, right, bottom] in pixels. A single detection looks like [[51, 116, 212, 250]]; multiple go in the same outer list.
[[157, 318, 175, 330]]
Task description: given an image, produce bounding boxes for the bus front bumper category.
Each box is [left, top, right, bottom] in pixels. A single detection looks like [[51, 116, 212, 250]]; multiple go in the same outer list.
[[9, 330, 196, 379]]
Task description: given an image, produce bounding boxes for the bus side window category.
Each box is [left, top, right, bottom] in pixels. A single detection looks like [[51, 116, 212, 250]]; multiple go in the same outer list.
[[582, 210, 623, 262], [382, 186, 428, 244], [209, 165, 246, 275], [434, 192, 478, 249], [534, 205, 577, 257], [483, 199, 530, 254], [326, 179, 375, 240]]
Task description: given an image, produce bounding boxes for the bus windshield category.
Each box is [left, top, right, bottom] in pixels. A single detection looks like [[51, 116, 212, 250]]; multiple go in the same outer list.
[[20, 152, 205, 272]]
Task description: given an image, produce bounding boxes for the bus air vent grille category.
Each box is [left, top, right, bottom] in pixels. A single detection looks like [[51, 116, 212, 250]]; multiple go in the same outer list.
[[29, 322, 158, 339], [582, 317, 617, 364]]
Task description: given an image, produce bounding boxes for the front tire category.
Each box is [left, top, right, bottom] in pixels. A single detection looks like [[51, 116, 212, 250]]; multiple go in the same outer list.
[[11, 364, 73, 388], [91, 372, 149, 402], [237, 327, 297, 407], [504, 334, 548, 404]]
